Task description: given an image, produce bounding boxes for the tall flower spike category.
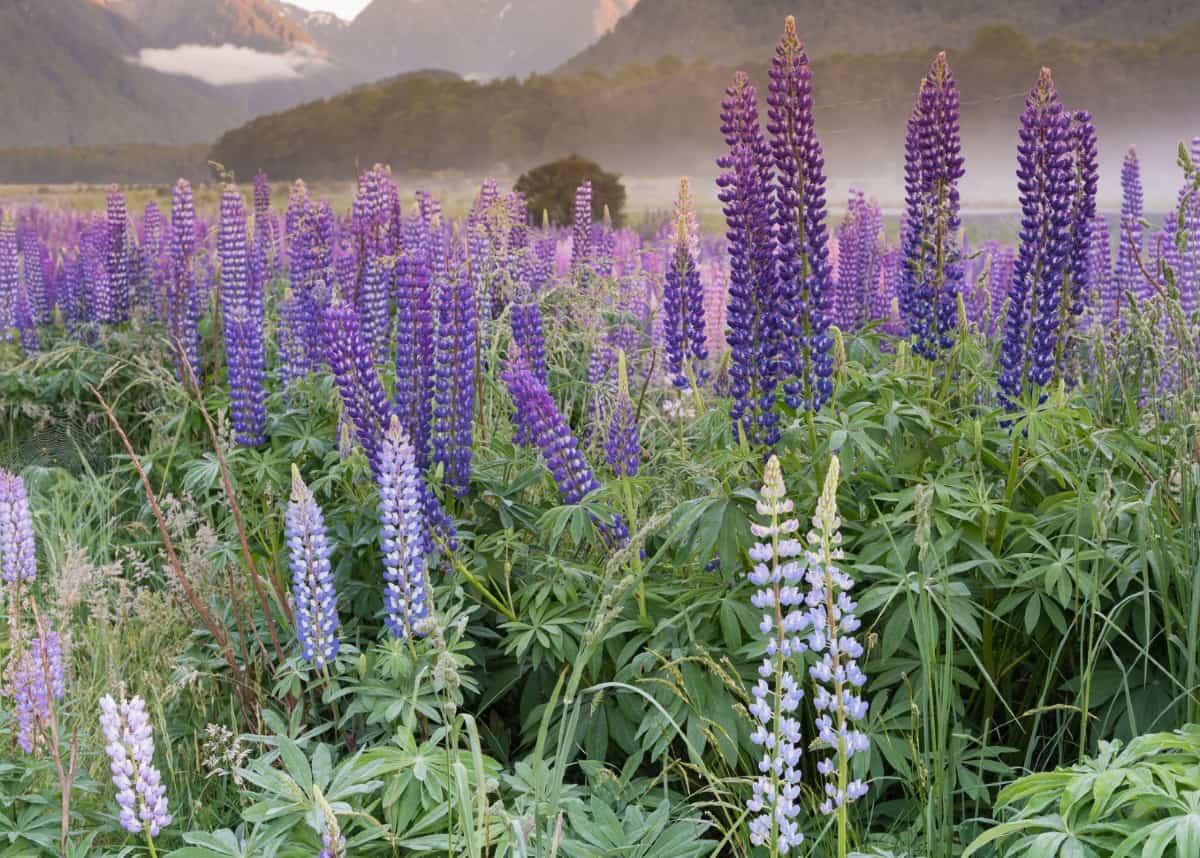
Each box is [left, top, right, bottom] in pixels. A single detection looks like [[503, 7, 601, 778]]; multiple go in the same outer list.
[[999, 69, 1079, 408], [745, 456, 808, 854], [105, 185, 131, 323], [99, 694, 172, 837], [218, 185, 267, 445], [168, 179, 201, 381], [323, 301, 394, 478], [432, 263, 477, 498], [605, 351, 640, 478], [718, 70, 780, 447], [1110, 146, 1145, 325], [571, 181, 593, 280], [767, 16, 836, 414], [0, 469, 37, 584], [287, 466, 340, 667], [13, 633, 64, 754], [0, 218, 17, 341], [379, 416, 429, 639], [394, 215, 435, 468], [804, 455, 869, 818], [900, 51, 966, 359], [835, 190, 884, 331], [1056, 110, 1098, 379], [663, 178, 710, 390]]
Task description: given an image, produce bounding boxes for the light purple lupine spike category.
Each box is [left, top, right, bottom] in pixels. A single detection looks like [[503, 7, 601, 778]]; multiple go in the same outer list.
[[12, 633, 64, 754], [99, 694, 171, 837], [432, 248, 477, 499], [394, 215, 435, 469], [571, 181, 593, 280], [1109, 147, 1145, 326], [323, 301, 394, 477], [0, 219, 19, 342], [379, 416, 429, 640], [835, 189, 884, 332], [218, 185, 267, 446], [105, 185, 131, 323], [287, 466, 340, 667], [0, 469, 37, 584], [168, 179, 201, 381]]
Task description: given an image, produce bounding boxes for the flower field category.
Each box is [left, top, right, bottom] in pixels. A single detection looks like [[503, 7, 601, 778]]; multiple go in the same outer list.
[[2, 16, 1200, 858]]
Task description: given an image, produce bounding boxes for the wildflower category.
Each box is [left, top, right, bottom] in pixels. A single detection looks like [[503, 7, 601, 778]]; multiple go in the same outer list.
[[1110, 146, 1145, 325], [98, 693, 172, 837], [287, 466, 340, 667], [745, 456, 808, 854], [572, 181, 593, 279], [663, 178, 709, 390], [218, 184, 267, 445], [605, 355, 640, 478], [0, 469, 36, 584], [12, 633, 64, 754], [323, 300, 394, 477], [105, 185, 130, 323], [804, 455, 870, 815], [379, 416, 429, 639]]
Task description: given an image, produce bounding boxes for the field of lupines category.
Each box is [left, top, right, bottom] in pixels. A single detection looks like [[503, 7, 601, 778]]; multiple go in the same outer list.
[[2, 15, 1200, 858]]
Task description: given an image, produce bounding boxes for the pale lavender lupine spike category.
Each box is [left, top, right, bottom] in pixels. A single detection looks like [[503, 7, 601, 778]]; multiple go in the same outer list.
[[99, 694, 172, 837]]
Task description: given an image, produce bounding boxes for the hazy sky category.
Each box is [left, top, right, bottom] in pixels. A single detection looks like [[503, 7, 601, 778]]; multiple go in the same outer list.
[[286, 0, 373, 19]]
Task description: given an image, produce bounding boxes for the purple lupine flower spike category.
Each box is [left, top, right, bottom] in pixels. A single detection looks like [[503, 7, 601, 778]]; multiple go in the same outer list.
[[900, 51, 965, 359], [767, 16, 836, 414], [394, 215, 435, 468], [105, 185, 131, 323], [745, 456, 807, 853], [20, 231, 50, 325], [999, 68, 1077, 408], [1057, 110, 1098, 376], [804, 456, 870, 815], [323, 300, 394, 477], [287, 466, 340, 667], [432, 257, 477, 498], [0, 469, 37, 584], [663, 178, 710, 390], [605, 352, 640, 478], [718, 70, 779, 447], [379, 416, 430, 639], [835, 190, 884, 331], [218, 185, 267, 445], [13, 633, 64, 754], [1110, 147, 1145, 326], [168, 179, 202, 381], [0, 218, 17, 341], [99, 694, 171, 837], [571, 181, 593, 281]]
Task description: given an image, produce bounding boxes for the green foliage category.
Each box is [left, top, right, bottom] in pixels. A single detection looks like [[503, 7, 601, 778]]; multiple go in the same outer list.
[[514, 155, 627, 227]]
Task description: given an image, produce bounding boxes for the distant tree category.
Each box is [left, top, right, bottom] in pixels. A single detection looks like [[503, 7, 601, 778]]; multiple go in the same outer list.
[[514, 155, 627, 227]]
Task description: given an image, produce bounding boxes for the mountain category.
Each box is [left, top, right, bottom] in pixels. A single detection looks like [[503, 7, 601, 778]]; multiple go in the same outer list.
[[102, 0, 318, 52], [277, 2, 349, 45], [561, 0, 1200, 72], [324, 0, 636, 81], [0, 0, 244, 148]]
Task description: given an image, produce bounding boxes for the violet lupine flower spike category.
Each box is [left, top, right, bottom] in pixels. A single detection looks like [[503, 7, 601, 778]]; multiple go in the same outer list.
[[1056, 110, 1098, 379], [99, 694, 172, 838], [804, 455, 869, 823], [767, 16, 836, 414], [999, 69, 1077, 409], [0, 218, 17, 342], [663, 178, 710, 392], [0, 468, 37, 584], [718, 71, 780, 448], [218, 185, 267, 446], [379, 416, 430, 640], [105, 185, 131, 323], [287, 466, 340, 667], [394, 215, 435, 467], [168, 179, 201, 382], [323, 301, 394, 478], [1110, 146, 1145, 326], [745, 456, 807, 854], [13, 633, 64, 754], [900, 51, 966, 360], [432, 264, 477, 499], [605, 351, 640, 478]]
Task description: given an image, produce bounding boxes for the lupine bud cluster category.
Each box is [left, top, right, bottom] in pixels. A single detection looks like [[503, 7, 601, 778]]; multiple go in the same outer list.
[[379, 416, 429, 639], [803, 456, 869, 814], [219, 185, 267, 445], [901, 52, 965, 359], [0, 468, 37, 584], [99, 694, 172, 837], [744, 455, 808, 853], [287, 467, 340, 667]]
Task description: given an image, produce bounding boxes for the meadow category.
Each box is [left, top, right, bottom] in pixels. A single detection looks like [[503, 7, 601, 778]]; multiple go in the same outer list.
[[2, 16, 1200, 858]]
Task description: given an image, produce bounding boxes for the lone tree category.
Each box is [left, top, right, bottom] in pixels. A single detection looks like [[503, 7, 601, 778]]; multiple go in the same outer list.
[[514, 155, 626, 227]]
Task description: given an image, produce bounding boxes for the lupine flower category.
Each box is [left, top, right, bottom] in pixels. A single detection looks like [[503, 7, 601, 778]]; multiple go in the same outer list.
[[801, 456, 869, 818], [278, 289, 308, 394], [99, 694, 172, 837], [745, 456, 807, 854], [571, 181, 593, 279], [900, 52, 965, 359], [1086, 216, 1112, 328], [835, 190, 884, 331], [105, 185, 130, 323], [0, 218, 17, 340], [218, 185, 267, 446], [1057, 110, 1099, 376], [323, 301, 394, 477], [287, 466, 340, 667], [12, 273, 39, 352], [432, 262, 477, 498], [0, 469, 36, 584], [379, 416, 429, 639], [1110, 147, 1145, 325], [605, 354, 640, 478], [20, 231, 50, 325], [767, 17, 836, 414], [718, 71, 780, 447], [663, 178, 710, 390], [999, 70, 1092, 407], [12, 633, 64, 754], [168, 179, 201, 381], [394, 215, 435, 468], [510, 281, 548, 388]]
